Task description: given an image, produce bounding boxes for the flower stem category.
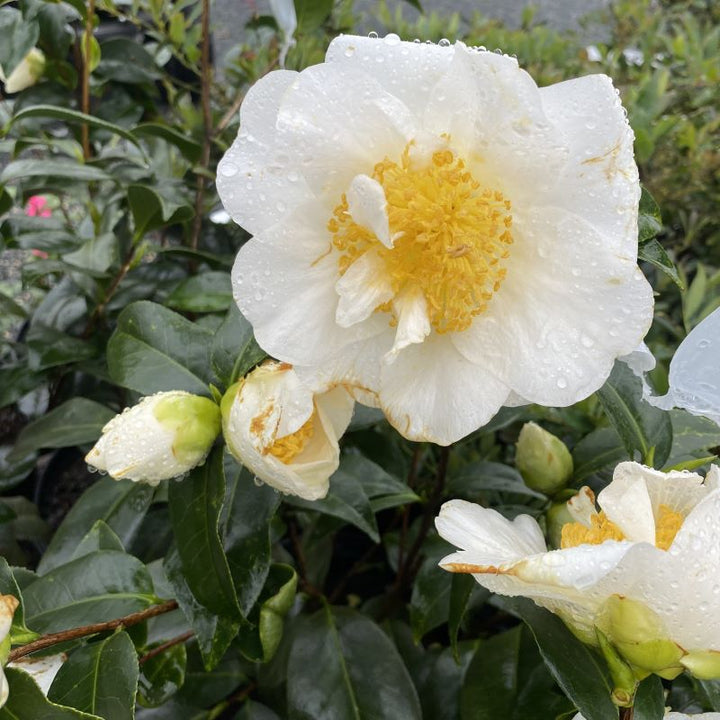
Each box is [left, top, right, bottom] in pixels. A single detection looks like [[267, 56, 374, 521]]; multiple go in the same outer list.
[[138, 630, 194, 665], [8, 600, 178, 662], [619, 707, 634, 720], [81, 0, 96, 160]]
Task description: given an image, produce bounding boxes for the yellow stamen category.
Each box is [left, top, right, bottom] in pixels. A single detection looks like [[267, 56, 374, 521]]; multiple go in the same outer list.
[[655, 504, 683, 551], [267, 414, 315, 464], [561, 512, 626, 549], [329, 143, 513, 334]]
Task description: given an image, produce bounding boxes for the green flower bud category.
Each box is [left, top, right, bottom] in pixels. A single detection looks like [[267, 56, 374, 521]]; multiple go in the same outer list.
[[680, 650, 720, 680], [516, 422, 573, 495], [545, 500, 575, 549]]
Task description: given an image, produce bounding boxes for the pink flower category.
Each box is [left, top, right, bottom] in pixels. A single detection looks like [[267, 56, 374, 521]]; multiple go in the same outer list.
[[25, 196, 51, 218]]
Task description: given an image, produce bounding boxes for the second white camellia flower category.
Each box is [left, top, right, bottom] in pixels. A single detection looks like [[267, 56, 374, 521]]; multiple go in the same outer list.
[[85, 391, 221, 486], [222, 361, 354, 501], [217, 34, 653, 445], [436, 461, 720, 682]]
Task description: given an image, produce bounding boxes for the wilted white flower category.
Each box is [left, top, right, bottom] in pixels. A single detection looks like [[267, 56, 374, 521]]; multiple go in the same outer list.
[[217, 34, 653, 445], [0, 48, 45, 94], [222, 361, 354, 500], [0, 594, 19, 708], [8, 654, 65, 696], [436, 461, 720, 680], [85, 391, 221, 485]]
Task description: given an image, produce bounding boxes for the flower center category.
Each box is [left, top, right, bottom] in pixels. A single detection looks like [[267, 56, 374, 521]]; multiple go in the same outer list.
[[560, 504, 684, 550], [329, 144, 514, 333], [267, 414, 315, 464]]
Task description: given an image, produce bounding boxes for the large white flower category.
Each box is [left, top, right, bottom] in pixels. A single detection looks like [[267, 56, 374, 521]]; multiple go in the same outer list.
[[222, 361, 354, 500], [436, 461, 720, 680], [217, 34, 653, 445], [85, 391, 221, 485]]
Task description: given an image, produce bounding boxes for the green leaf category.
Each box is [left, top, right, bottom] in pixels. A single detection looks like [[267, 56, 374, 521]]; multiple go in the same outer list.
[[0, 291, 27, 318], [127, 184, 194, 235], [449, 574, 475, 662], [0, 557, 37, 644], [107, 301, 214, 396], [287, 605, 422, 720], [163, 549, 240, 671], [637, 187, 662, 243], [572, 426, 629, 482], [96, 37, 161, 83], [293, 0, 333, 32], [10, 105, 142, 149], [0, 9, 39, 77], [410, 536, 453, 642], [237, 702, 282, 720], [23, 550, 155, 633], [633, 675, 665, 720], [0, 667, 101, 720], [9, 398, 114, 461], [138, 642, 187, 707], [495, 597, 617, 720], [38, 478, 154, 574], [698, 679, 720, 710], [25, 324, 97, 371], [211, 305, 266, 387], [597, 361, 673, 468], [64, 233, 118, 273], [71, 520, 125, 560], [339, 453, 419, 512], [47, 632, 139, 720], [224, 464, 280, 616], [447, 461, 546, 500], [0, 367, 45, 411], [168, 447, 241, 620], [638, 239, 683, 289], [236, 564, 297, 663], [166, 272, 233, 313], [0, 159, 112, 184], [133, 123, 202, 163]]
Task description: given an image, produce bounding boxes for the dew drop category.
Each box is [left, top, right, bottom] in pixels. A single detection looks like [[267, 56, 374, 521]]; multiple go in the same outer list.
[[368, 31, 378, 39], [344, 46, 355, 57], [698, 338, 711, 349], [413, 38, 421, 44], [438, 38, 451, 47], [557, 377, 568, 389], [580, 335, 594, 348], [384, 33, 401, 46], [87, 465, 98, 474], [276, 201, 286, 212], [253, 476, 264, 487], [287, 170, 299, 182]]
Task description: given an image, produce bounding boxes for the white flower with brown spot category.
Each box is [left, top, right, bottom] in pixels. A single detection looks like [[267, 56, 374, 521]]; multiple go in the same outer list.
[[222, 361, 355, 500], [436, 461, 720, 681], [217, 34, 653, 445], [0, 594, 19, 708]]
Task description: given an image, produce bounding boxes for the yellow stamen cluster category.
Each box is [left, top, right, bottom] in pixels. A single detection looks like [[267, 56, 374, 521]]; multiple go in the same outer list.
[[329, 144, 514, 333], [655, 504, 683, 551], [561, 511, 626, 549], [267, 415, 315, 464]]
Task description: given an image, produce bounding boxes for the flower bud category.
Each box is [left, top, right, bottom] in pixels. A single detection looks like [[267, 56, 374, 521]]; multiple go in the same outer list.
[[515, 422, 573, 495], [85, 391, 221, 485], [0, 49, 45, 94], [222, 361, 354, 500], [680, 650, 720, 680]]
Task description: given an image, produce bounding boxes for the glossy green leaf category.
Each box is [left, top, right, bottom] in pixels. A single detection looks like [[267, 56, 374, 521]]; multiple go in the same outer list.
[[71, 520, 125, 560], [496, 597, 617, 720], [38, 477, 154, 574], [107, 301, 214, 396], [287, 605, 422, 720], [699, 679, 720, 711], [133, 123, 202, 163], [633, 675, 665, 720], [339, 453, 419, 512], [224, 464, 280, 616], [449, 574, 475, 662], [0, 367, 45, 412], [163, 549, 241, 671], [410, 536, 453, 642], [95, 37, 161, 83], [447, 461, 546, 500], [637, 187, 662, 243], [572, 426, 629, 482], [597, 361, 673, 468], [211, 305, 266, 387], [0, 159, 112, 184], [168, 447, 241, 620], [9, 398, 114, 461], [294, 0, 333, 31], [127, 184, 194, 235], [0, 9, 39, 77], [638, 239, 683, 289], [138, 642, 187, 707], [0, 557, 37, 644], [48, 632, 139, 720], [166, 272, 232, 313], [10, 105, 142, 148], [237, 564, 297, 663], [64, 233, 118, 273], [23, 550, 156, 633], [0, 668, 101, 720]]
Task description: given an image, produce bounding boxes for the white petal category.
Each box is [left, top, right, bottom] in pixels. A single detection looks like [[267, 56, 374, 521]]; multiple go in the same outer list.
[[0, 667, 6, 709], [8, 654, 65, 696], [335, 251, 393, 328], [233, 201, 387, 366], [315, 385, 355, 439], [379, 333, 510, 445], [386, 288, 431, 360], [566, 486, 598, 527], [597, 471, 656, 544], [326, 34, 454, 119], [216, 69, 314, 235], [453, 207, 654, 406], [346, 174, 392, 247]]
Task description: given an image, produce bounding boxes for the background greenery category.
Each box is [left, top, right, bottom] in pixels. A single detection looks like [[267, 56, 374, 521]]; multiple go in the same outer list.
[[0, 0, 718, 717]]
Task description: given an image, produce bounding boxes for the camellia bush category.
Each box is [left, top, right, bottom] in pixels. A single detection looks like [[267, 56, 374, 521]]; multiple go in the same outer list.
[[1, 0, 720, 718]]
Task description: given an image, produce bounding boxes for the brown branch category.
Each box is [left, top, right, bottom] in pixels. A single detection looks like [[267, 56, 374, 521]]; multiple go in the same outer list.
[[139, 630, 194, 665], [189, 0, 213, 253], [9, 600, 178, 662], [81, 0, 96, 159], [619, 707, 634, 720]]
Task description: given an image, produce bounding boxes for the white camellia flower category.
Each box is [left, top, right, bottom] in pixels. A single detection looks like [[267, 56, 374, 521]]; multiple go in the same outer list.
[[85, 391, 221, 486], [222, 361, 354, 500], [436, 461, 720, 681], [575, 714, 720, 720], [217, 34, 654, 445], [0, 594, 19, 708], [0, 48, 45, 94]]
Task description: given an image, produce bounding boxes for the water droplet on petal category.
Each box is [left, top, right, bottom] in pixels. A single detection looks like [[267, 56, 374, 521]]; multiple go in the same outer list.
[[557, 377, 568, 389], [220, 162, 238, 178], [438, 38, 451, 47], [368, 31, 378, 39], [344, 46, 355, 57], [254, 476, 264, 487], [384, 33, 400, 46]]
